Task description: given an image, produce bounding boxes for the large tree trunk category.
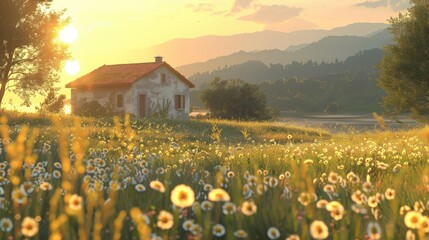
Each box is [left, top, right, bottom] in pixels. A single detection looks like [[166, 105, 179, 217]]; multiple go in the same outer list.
[[0, 80, 6, 110]]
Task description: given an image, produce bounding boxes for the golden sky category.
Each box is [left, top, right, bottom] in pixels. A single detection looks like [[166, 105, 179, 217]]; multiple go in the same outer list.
[[6, 0, 410, 110], [52, 0, 406, 74]]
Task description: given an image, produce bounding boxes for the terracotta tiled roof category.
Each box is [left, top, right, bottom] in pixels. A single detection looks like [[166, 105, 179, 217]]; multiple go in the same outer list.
[[65, 62, 195, 88]]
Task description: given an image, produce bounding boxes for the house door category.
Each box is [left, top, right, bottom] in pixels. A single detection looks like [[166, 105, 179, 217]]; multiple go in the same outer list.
[[139, 94, 146, 118]]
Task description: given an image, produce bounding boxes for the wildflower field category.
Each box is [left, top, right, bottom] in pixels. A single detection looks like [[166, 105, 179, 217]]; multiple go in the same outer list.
[[0, 112, 429, 240]]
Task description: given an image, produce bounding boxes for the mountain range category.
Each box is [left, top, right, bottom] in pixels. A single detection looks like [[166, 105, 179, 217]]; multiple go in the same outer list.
[[141, 22, 394, 113], [179, 28, 392, 78], [190, 49, 386, 112], [189, 48, 384, 88], [141, 22, 388, 68]]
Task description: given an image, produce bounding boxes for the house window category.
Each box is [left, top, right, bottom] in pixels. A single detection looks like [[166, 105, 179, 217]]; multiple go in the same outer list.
[[161, 74, 167, 85], [175, 95, 185, 110], [117, 94, 123, 108]]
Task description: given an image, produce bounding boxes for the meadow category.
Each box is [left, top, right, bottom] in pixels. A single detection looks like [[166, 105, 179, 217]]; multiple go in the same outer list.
[[0, 112, 428, 240]]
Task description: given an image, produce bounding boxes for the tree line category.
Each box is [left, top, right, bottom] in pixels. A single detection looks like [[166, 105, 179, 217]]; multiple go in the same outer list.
[[192, 48, 385, 113], [190, 48, 383, 88]]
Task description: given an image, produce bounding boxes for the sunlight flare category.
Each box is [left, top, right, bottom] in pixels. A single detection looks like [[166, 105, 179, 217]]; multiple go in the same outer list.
[[59, 25, 78, 44], [64, 60, 80, 75], [63, 104, 72, 115]]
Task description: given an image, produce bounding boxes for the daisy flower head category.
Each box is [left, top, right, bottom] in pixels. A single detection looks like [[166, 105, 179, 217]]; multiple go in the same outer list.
[[234, 229, 248, 238], [135, 183, 146, 192], [286, 235, 300, 240], [157, 210, 174, 230], [404, 211, 422, 229], [208, 188, 231, 202], [241, 201, 257, 216], [150, 180, 165, 193], [267, 226, 280, 239], [316, 200, 329, 209], [182, 219, 194, 231], [298, 192, 313, 206], [419, 216, 429, 233], [326, 201, 345, 221], [385, 188, 395, 200], [203, 184, 213, 192], [310, 220, 329, 240], [222, 202, 236, 215], [40, 182, 53, 191], [190, 223, 202, 235], [53, 170, 62, 179], [12, 188, 27, 204], [21, 217, 39, 237], [170, 184, 195, 208], [201, 200, 214, 211], [0, 218, 13, 232], [212, 224, 226, 237], [68, 194, 83, 211], [367, 221, 382, 240]]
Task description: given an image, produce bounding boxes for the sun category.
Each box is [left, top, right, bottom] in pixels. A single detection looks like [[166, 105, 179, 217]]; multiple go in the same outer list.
[[64, 60, 80, 75], [59, 25, 78, 44]]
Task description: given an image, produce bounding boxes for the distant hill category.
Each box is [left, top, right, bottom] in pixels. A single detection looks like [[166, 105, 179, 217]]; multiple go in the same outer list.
[[179, 29, 392, 77], [190, 49, 385, 113], [285, 43, 309, 52], [141, 22, 388, 67], [189, 48, 384, 88]]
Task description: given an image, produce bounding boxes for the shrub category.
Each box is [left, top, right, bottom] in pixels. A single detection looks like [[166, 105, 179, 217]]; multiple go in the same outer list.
[[74, 98, 118, 117], [200, 78, 275, 121]]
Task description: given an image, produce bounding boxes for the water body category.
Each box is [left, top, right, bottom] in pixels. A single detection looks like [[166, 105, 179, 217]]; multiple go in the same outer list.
[[279, 113, 419, 132]]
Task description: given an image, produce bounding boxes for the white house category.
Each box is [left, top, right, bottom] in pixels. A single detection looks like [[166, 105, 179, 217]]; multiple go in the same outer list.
[[65, 57, 195, 119]]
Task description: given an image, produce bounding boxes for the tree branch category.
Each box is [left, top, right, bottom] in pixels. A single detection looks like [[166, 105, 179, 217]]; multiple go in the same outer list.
[[11, 57, 37, 66]]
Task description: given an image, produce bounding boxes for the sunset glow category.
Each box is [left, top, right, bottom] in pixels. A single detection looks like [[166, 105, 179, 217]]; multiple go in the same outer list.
[[64, 60, 80, 75], [2, 1, 429, 239], [63, 104, 72, 115], [59, 25, 78, 44], [50, 0, 407, 95]]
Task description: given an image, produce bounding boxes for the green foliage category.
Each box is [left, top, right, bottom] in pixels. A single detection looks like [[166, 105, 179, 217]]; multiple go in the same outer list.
[[0, 0, 68, 108], [0, 112, 428, 239], [379, 0, 429, 121], [74, 98, 116, 117], [149, 98, 172, 118], [0, 0, 70, 108], [210, 124, 222, 142], [37, 89, 66, 113], [192, 49, 385, 113], [192, 49, 384, 87], [200, 78, 274, 121], [259, 74, 384, 112]]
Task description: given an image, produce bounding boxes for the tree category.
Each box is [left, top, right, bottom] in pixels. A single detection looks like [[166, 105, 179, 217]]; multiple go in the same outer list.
[[0, 0, 69, 108], [200, 78, 274, 120], [378, 0, 429, 120], [36, 88, 66, 113]]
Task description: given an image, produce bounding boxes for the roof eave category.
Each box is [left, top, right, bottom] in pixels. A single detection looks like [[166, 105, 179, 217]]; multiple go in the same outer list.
[[162, 62, 195, 88], [65, 83, 133, 89], [65, 61, 196, 89]]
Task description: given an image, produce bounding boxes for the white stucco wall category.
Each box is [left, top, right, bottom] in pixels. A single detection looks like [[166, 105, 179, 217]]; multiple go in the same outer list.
[[71, 87, 131, 113], [71, 66, 191, 119], [130, 66, 190, 120]]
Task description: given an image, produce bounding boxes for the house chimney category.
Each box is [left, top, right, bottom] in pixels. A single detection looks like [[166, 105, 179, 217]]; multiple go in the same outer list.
[[155, 56, 163, 63]]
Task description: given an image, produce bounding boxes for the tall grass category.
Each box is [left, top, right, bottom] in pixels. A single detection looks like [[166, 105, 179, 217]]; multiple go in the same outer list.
[[0, 113, 427, 239]]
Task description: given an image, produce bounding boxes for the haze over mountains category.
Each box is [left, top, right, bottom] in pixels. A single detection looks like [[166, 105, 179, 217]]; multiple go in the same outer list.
[[143, 22, 393, 113], [180, 29, 392, 77], [189, 48, 384, 88], [190, 48, 386, 113], [142, 23, 388, 68]]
